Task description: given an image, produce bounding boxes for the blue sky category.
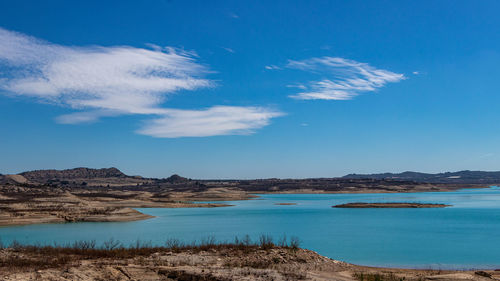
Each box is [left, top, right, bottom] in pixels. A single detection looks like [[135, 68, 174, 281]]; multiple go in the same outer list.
[[1, 0, 500, 178]]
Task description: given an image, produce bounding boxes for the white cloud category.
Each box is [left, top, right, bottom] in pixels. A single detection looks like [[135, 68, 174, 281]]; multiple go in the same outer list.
[[412, 71, 420, 75], [0, 27, 282, 137], [137, 106, 284, 138], [0, 28, 211, 114], [286, 57, 405, 100], [222, 47, 235, 53], [286, 84, 307, 90], [264, 65, 281, 70]]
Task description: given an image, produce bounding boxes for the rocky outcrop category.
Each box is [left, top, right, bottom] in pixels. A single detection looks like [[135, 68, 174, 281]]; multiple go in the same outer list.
[[0, 174, 28, 185]]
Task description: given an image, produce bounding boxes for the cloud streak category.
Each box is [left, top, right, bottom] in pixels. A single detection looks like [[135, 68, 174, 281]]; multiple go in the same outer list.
[[0, 28, 282, 137], [264, 65, 281, 70], [137, 106, 284, 138], [286, 57, 405, 100]]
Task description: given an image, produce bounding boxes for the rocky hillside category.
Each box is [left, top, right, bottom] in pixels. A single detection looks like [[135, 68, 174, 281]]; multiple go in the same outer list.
[[20, 167, 128, 182]]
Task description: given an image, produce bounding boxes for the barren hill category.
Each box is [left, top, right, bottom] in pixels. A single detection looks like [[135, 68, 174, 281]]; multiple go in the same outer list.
[[14, 167, 149, 187]]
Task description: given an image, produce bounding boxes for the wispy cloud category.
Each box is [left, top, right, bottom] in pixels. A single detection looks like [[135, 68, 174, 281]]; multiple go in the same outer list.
[[264, 65, 281, 70], [286, 57, 405, 100], [0, 28, 211, 115], [222, 47, 235, 53], [55, 110, 121, 124], [137, 106, 284, 138], [286, 84, 307, 90], [0, 27, 282, 137]]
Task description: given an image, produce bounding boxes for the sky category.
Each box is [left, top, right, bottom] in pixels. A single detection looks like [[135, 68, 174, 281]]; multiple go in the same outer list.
[[1, 0, 500, 179]]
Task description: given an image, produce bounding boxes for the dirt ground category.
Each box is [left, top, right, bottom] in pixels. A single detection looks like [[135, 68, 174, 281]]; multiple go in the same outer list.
[[0, 245, 498, 281]]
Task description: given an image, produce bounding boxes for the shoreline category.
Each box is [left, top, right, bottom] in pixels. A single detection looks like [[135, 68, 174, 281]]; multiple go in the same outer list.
[[332, 202, 451, 208], [1, 185, 495, 227], [0, 185, 250, 227], [0, 203, 233, 227]]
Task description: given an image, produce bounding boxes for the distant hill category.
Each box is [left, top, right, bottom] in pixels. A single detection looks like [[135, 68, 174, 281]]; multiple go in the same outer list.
[[2, 167, 499, 190], [20, 167, 128, 182], [161, 174, 190, 183], [7, 167, 193, 189], [343, 170, 500, 184]]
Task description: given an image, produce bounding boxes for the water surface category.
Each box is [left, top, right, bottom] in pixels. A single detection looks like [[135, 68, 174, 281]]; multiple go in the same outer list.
[[2, 187, 500, 269]]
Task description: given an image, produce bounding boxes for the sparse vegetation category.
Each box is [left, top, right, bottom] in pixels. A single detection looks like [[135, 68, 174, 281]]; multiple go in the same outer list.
[[0, 234, 301, 270], [0, 236, 496, 280], [0, 235, 330, 280]]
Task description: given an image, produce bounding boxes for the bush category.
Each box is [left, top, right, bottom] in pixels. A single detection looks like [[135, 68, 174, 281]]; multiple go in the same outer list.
[[259, 234, 274, 250], [102, 238, 122, 250], [290, 236, 300, 250]]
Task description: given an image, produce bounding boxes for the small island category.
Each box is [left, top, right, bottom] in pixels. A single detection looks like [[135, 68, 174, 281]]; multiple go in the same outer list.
[[332, 202, 451, 208], [274, 203, 297, 205]]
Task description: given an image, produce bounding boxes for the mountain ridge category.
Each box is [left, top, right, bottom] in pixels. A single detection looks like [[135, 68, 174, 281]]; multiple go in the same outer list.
[[343, 170, 500, 184], [3, 167, 500, 185]]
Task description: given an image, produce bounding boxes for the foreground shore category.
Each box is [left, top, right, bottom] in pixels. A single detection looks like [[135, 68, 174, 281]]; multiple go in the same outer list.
[[1, 242, 497, 281]]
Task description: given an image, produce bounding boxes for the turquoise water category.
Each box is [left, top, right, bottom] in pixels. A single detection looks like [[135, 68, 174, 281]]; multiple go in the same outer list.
[[2, 187, 500, 269]]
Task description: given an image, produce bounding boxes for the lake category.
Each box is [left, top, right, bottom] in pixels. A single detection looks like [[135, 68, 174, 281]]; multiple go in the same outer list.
[[2, 186, 500, 269]]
